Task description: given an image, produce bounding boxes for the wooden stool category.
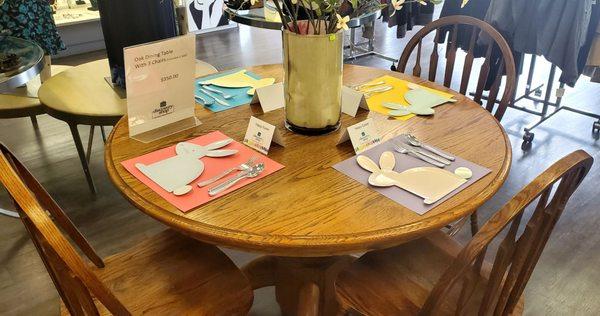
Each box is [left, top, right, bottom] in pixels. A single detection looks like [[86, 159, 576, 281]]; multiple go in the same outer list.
[[38, 59, 218, 194]]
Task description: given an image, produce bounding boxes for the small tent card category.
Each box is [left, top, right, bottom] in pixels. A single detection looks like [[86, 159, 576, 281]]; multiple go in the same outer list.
[[243, 116, 285, 154], [124, 35, 199, 143], [250, 82, 285, 113], [250, 83, 369, 116], [341, 86, 369, 117], [337, 118, 382, 154]]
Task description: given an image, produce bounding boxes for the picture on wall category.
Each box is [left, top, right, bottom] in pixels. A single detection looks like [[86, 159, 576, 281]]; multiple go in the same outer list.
[[186, 0, 230, 33]]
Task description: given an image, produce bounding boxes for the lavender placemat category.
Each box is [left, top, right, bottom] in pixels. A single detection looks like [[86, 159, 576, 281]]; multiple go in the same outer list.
[[333, 135, 492, 215]]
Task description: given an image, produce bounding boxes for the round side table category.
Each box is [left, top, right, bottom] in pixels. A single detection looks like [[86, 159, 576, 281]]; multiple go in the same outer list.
[[0, 36, 44, 90], [39, 58, 218, 194]]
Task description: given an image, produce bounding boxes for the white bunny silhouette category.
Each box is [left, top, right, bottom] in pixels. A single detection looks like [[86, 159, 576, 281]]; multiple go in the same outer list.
[[136, 139, 237, 195], [357, 151, 467, 204]]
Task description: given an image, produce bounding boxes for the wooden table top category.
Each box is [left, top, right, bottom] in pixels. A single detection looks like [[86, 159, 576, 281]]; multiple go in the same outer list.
[[105, 64, 511, 257], [38, 59, 218, 126], [39, 59, 127, 125]]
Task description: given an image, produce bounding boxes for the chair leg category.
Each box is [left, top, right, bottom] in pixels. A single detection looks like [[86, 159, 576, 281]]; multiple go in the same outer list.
[[86, 125, 95, 164], [30, 116, 39, 129], [68, 124, 97, 194], [470, 210, 479, 236], [0, 208, 19, 218]]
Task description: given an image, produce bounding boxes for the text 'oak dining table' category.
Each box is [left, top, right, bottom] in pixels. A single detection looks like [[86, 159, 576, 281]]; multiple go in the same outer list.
[[105, 64, 512, 315]]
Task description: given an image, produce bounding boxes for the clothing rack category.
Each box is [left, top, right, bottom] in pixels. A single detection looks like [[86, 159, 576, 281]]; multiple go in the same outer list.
[[474, 54, 600, 151], [345, 17, 397, 63]]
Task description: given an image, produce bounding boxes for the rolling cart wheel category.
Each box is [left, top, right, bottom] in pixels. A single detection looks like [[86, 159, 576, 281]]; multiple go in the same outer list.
[[593, 121, 600, 138], [522, 132, 534, 150]]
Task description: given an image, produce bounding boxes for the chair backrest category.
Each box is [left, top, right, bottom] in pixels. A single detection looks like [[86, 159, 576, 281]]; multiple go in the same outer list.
[[0, 144, 130, 316], [420, 150, 593, 316], [397, 15, 517, 121]]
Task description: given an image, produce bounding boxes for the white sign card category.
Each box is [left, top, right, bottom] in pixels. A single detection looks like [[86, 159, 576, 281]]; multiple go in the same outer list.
[[124, 35, 198, 143], [251, 84, 369, 116], [243, 116, 285, 154], [337, 118, 382, 154]]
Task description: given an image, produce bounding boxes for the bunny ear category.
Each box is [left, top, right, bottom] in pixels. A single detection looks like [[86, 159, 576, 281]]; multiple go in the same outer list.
[[406, 82, 421, 90], [204, 138, 233, 150], [356, 156, 381, 173], [379, 151, 396, 171]]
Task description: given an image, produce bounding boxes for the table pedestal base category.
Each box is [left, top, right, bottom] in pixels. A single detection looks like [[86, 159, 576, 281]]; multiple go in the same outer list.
[[243, 255, 356, 316]]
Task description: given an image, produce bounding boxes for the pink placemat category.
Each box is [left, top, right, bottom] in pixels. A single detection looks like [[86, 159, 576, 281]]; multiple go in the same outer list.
[[121, 131, 284, 212]]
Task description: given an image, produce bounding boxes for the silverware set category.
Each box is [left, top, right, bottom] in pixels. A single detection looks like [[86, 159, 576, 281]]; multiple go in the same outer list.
[[208, 162, 265, 196], [391, 134, 455, 168], [352, 80, 393, 98], [195, 83, 235, 107], [200, 156, 265, 196]]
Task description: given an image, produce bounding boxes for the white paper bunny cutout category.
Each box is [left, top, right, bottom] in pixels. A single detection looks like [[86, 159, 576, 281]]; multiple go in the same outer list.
[[383, 83, 457, 117], [136, 139, 238, 195], [357, 151, 467, 204]]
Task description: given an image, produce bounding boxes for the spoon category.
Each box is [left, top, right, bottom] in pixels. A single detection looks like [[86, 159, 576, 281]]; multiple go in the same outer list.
[[195, 94, 214, 106], [199, 87, 230, 106], [208, 163, 265, 196], [201, 84, 234, 99]]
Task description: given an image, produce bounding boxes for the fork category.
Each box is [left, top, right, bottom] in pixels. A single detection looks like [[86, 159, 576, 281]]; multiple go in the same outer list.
[[404, 134, 455, 161], [197, 156, 258, 187], [391, 141, 446, 168]]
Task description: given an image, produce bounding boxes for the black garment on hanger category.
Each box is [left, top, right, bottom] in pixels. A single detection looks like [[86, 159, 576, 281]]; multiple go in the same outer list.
[[381, 1, 434, 39], [438, 0, 522, 90], [577, 2, 600, 81]]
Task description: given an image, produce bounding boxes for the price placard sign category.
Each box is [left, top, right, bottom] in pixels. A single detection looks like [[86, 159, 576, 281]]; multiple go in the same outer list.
[[124, 35, 198, 142]]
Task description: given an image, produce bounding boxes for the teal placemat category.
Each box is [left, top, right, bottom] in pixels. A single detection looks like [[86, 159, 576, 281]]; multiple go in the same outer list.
[[195, 69, 261, 112]]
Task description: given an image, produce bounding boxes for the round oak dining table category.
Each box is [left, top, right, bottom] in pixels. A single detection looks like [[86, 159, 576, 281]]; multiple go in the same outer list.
[[105, 64, 511, 315]]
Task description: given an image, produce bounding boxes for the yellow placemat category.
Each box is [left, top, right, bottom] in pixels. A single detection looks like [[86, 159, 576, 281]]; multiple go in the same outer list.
[[362, 75, 455, 120]]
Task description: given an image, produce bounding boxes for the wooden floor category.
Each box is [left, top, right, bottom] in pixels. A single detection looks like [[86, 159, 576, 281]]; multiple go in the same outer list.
[[1, 22, 600, 315]]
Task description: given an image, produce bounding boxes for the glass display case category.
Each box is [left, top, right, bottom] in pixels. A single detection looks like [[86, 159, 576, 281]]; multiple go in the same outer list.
[[51, 0, 100, 26]]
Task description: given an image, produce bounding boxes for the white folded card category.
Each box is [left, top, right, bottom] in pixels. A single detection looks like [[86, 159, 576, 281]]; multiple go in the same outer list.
[[243, 116, 285, 154], [337, 118, 382, 154], [250, 83, 285, 113], [251, 84, 369, 117], [341, 86, 369, 117]]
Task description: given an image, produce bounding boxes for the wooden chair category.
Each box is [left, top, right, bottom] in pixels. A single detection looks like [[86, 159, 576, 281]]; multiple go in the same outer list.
[[396, 15, 517, 236], [334, 150, 593, 315], [0, 144, 254, 315]]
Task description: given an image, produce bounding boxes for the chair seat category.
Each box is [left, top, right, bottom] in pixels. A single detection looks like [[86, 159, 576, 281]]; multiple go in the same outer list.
[[60, 229, 253, 315], [335, 231, 524, 316]]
